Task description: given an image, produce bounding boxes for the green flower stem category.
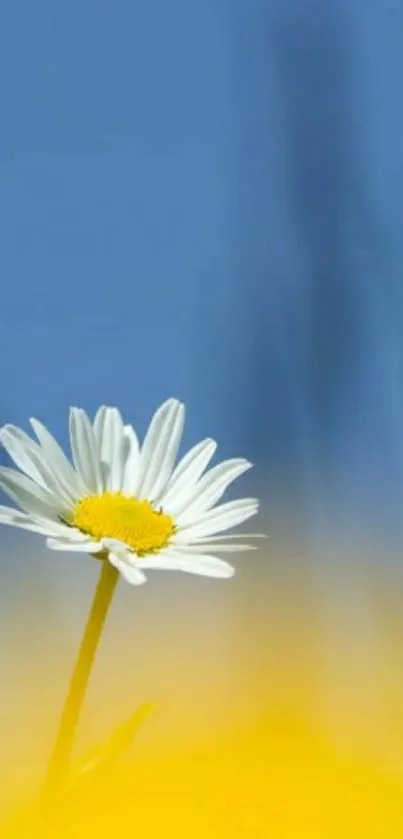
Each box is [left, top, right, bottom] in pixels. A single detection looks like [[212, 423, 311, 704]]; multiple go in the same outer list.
[[44, 560, 119, 799]]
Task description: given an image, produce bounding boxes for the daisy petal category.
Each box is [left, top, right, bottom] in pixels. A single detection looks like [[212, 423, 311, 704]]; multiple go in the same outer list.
[[174, 542, 256, 553], [0, 467, 61, 519], [101, 537, 132, 553], [93, 406, 108, 452], [0, 425, 49, 487], [0, 506, 87, 539], [137, 550, 234, 578], [158, 438, 217, 509], [93, 406, 109, 488], [105, 409, 125, 492], [1, 425, 76, 510], [30, 418, 87, 498], [29, 517, 91, 539], [94, 407, 125, 492], [108, 551, 147, 586], [177, 498, 259, 540], [121, 425, 140, 496], [0, 506, 51, 535], [136, 399, 185, 501], [173, 458, 252, 522], [69, 409, 102, 495], [108, 553, 147, 585], [182, 533, 266, 543], [0, 505, 33, 523], [46, 537, 103, 553]]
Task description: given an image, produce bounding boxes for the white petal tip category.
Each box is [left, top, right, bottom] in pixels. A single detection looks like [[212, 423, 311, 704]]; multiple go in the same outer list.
[[209, 566, 236, 579], [108, 554, 147, 585], [123, 571, 147, 585], [162, 397, 183, 410]]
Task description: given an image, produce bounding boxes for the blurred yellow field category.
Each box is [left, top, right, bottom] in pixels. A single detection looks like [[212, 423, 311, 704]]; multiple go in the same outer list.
[[3, 713, 403, 838], [2, 540, 403, 837]]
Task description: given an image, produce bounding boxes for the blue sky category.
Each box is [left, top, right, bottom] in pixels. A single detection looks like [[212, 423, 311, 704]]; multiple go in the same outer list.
[[1, 0, 403, 532], [0, 1, 260, 459]]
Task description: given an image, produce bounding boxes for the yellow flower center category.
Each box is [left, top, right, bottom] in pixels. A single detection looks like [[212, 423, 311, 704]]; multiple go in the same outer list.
[[71, 492, 175, 556]]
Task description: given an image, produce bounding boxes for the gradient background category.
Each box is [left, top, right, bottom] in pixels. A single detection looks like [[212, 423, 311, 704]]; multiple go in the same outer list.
[[1, 1, 403, 835]]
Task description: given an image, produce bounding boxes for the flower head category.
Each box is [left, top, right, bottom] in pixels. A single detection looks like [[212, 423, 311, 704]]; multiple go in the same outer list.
[[0, 399, 260, 584]]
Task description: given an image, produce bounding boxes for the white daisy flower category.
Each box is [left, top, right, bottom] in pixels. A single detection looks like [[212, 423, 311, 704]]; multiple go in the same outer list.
[[0, 399, 261, 585]]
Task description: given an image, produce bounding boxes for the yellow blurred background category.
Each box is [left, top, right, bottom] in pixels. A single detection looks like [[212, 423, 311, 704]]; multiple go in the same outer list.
[[2, 526, 403, 837]]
